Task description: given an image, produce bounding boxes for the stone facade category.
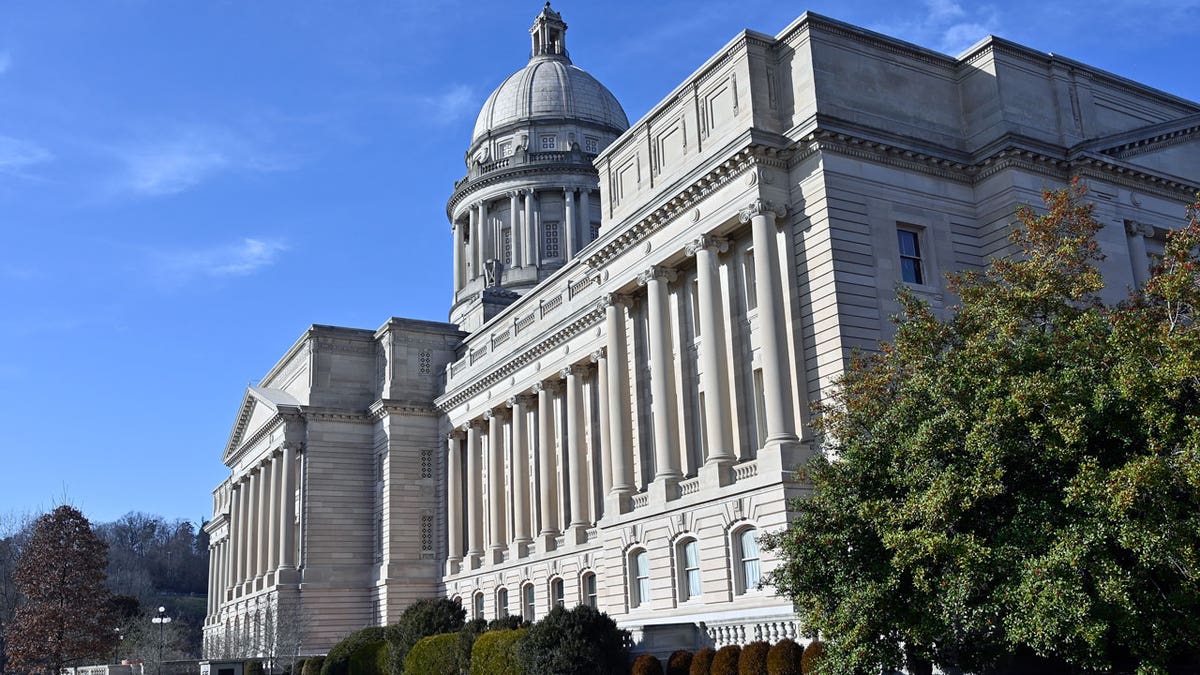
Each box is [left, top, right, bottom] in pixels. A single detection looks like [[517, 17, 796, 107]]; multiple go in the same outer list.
[[203, 6, 1200, 660]]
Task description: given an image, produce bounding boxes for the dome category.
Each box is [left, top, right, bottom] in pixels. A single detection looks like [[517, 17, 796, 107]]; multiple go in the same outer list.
[[471, 57, 629, 146]]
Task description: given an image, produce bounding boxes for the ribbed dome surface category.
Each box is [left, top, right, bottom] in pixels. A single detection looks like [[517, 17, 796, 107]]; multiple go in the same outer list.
[[471, 57, 629, 145]]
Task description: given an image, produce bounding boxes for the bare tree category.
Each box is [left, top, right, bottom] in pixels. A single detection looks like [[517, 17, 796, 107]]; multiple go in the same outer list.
[[0, 511, 34, 674]]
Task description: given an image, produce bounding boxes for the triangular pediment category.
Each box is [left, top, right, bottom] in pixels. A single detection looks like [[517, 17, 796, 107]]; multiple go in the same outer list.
[[222, 386, 302, 464]]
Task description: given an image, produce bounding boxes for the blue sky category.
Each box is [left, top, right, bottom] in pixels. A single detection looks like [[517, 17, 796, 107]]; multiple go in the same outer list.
[[1, 0, 1196, 526]]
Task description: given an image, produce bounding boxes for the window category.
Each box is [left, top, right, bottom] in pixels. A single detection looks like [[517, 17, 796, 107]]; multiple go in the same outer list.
[[473, 592, 485, 620], [690, 279, 701, 336], [545, 222, 561, 258], [753, 369, 767, 448], [584, 137, 599, 154], [897, 228, 925, 284], [499, 142, 513, 157], [743, 249, 758, 310], [541, 135, 557, 151], [680, 539, 702, 601], [589, 222, 600, 241], [631, 549, 650, 608], [523, 583, 536, 621], [497, 588, 509, 618], [582, 572, 598, 608], [551, 577, 565, 608], [736, 528, 761, 594], [503, 228, 512, 265]]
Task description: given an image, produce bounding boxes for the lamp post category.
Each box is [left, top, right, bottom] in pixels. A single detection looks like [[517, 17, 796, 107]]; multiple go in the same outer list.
[[112, 627, 123, 664], [152, 606, 172, 675]]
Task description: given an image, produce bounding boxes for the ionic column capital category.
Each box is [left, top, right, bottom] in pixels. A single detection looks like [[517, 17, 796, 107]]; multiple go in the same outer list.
[[559, 364, 589, 380], [1124, 219, 1155, 238], [685, 234, 730, 257], [738, 198, 787, 223], [590, 347, 608, 363], [508, 393, 536, 408], [533, 378, 563, 394], [468, 418, 488, 432], [448, 428, 466, 441], [637, 265, 677, 286]]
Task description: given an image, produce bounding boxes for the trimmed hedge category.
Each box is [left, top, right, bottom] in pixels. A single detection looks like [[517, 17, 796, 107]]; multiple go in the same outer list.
[[470, 628, 528, 675], [302, 656, 325, 675], [244, 661, 264, 675], [667, 650, 693, 675], [711, 646, 741, 675], [516, 605, 629, 675], [632, 654, 663, 675], [390, 597, 468, 672], [290, 658, 307, 675], [404, 632, 462, 675], [739, 641, 769, 675], [690, 647, 716, 675], [800, 641, 825, 675], [766, 639, 803, 675], [488, 615, 526, 632], [323, 626, 388, 675]]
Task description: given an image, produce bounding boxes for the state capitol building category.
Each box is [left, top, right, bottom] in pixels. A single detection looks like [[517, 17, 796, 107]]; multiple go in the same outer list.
[[201, 4, 1200, 658]]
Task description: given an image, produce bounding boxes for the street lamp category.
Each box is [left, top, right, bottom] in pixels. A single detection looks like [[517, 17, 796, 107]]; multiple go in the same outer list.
[[112, 627, 123, 664], [152, 606, 172, 675]]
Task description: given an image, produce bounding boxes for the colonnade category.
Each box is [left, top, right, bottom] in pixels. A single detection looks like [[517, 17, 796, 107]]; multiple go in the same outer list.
[[211, 443, 300, 613], [452, 187, 598, 292], [446, 200, 798, 573]]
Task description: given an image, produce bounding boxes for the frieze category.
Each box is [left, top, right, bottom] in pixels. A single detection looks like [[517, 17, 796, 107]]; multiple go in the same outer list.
[[369, 400, 439, 421], [312, 338, 377, 357]]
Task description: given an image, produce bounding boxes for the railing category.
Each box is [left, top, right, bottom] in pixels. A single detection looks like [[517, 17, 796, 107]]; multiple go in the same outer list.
[[733, 460, 759, 482], [540, 294, 563, 317], [469, 344, 488, 365], [491, 330, 510, 349], [704, 619, 803, 648], [678, 477, 701, 497], [515, 313, 536, 333], [631, 492, 650, 509]]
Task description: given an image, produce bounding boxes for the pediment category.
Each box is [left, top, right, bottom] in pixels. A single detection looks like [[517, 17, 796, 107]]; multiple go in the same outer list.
[[1084, 113, 1200, 180], [222, 386, 302, 464]]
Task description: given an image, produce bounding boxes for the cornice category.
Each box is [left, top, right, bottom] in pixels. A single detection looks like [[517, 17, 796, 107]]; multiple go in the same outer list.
[[1102, 125, 1200, 160], [302, 407, 371, 423], [447, 164, 601, 219], [369, 399, 440, 421], [436, 302, 606, 412]]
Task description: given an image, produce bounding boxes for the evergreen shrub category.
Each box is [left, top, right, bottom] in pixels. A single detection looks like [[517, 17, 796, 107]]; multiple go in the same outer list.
[[322, 626, 388, 675], [403, 632, 462, 675], [244, 661, 264, 675], [765, 639, 803, 675], [632, 654, 663, 675], [800, 641, 825, 675], [516, 605, 629, 675], [470, 628, 528, 675], [710, 646, 741, 675], [689, 647, 716, 675], [666, 649, 693, 675], [388, 597, 468, 671], [488, 615, 527, 632], [302, 656, 325, 675], [739, 641, 769, 675]]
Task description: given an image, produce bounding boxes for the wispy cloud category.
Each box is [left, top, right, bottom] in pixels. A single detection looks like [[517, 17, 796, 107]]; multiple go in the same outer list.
[[0, 135, 53, 176], [148, 237, 289, 284], [0, 52, 11, 75], [417, 84, 476, 124], [879, 0, 1000, 55], [112, 127, 296, 197]]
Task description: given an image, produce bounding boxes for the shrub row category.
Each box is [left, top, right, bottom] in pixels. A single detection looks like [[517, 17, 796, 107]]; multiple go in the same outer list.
[[668, 638, 817, 675]]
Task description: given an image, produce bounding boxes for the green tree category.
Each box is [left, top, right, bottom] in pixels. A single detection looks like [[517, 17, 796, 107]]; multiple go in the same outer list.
[[4, 505, 115, 673], [516, 604, 629, 675], [763, 183, 1200, 674]]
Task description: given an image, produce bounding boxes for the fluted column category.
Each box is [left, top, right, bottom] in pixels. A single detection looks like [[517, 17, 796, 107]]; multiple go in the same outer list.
[[563, 365, 589, 543], [603, 295, 635, 512], [534, 380, 560, 551], [278, 443, 298, 574], [638, 265, 682, 492], [468, 205, 479, 281], [485, 409, 507, 562], [466, 420, 485, 568], [266, 454, 280, 577], [590, 348, 612, 511], [509, 191, 523, 267], [524, 189, 537, 266], [479, 200, 491, 264], [740, 199, 799, 446], [509, 394, 533, 556], [452, 221, 465, 291], [564, 187, 577, 257], [687, 235, 736, 478], [446, 430, 464, 573]]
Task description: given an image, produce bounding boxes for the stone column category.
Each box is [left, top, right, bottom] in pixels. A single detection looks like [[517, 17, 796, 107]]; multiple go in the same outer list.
[[740, 199, 799, 447], [466, 420, 485, 568], [278, 443, 298, 574], [582, 189, 595, 243], [524, 189, 537, 266], [563, 364, 589, 543], [508, 394, 533, 557], [468, 205, 479, 281], [266, 454, 280, 577], [509, 191, 523, 267], [207, 546, 216, 617], [257, 461, 272, 580], [220, 541, 229, 604], [687, 235, 736, 483], [590, 348, 612, 510], [245, 471, 258, 590], [638, 265, 682, 496], [564, 187, 577, 257], [603, 295, 635, 512], [452, 221, 465, 291], [479, 200, 490, 267], [1126, 220, 1153, 287], [446, 430, 464, 574], [534, 380, 560, 551], [229, 485, 241, 589], [485, 409, 507, 562]]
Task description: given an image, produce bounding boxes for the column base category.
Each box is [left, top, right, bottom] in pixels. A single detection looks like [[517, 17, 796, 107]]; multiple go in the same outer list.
[[509, 539, 531, 559], [488, 547, 506, 565], [466, 551, 483, 571], [446, 559, 463, 576], [649, 476, 681, 506], [759, 438, 813, 481], [276, 567, 299, 585], [699, 460, 735, 490], [564, 524, 589, 545], [536, 533, 559, 554], [604, 491, 633, 516]]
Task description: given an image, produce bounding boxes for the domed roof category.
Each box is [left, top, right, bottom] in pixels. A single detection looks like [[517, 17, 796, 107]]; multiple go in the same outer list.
[[470, 5, 628, 146]]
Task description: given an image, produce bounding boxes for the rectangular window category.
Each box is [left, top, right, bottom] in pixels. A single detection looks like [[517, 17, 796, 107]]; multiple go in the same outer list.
[[898, 227, 925, 284], [545, 222, 561, 258], [499, 142, 512, 157], [589, 223, 600, 241], [584, 137, 598, 154], [753, 369, 767, 448], [691, 279, 701, 337], [541, 135, 557, 151], [743, 249, 758, 310], [634, 551, 650, 607], [503, 228, 512, 265], [584, 573, 597, 608], [683, 540, 702, 600]]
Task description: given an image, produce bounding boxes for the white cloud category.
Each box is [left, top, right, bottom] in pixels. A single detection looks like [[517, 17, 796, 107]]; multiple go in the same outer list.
[[150, 237, 288, 284], [877, 0, 999, 55], [0, 135, 52, 174], [114, 128, 295, 197], [0, 52, 11, 75], [419, 84, 476, 124]]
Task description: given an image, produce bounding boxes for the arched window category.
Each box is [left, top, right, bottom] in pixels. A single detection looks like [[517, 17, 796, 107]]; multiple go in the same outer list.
[[522, 583, 536, 621], [473, 592, 485, 620], [629, 549, 650, 608], [735, 527, 761, 594], [496, 587, 509, 619], [581, 571, 597, 609], [677, 538, 702, 601], [550, 577, 565, 608]]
